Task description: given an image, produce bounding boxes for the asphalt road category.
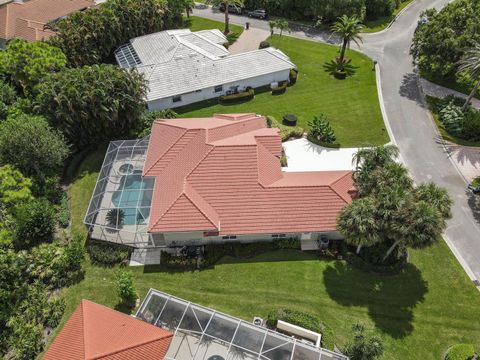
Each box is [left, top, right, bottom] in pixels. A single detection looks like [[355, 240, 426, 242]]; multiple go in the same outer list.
[[193, 2, 480, 286]]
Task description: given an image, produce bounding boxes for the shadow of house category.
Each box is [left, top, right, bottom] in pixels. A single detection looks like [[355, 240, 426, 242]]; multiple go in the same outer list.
[[323, 261, 428, 339], [399, 72, 425, 107]]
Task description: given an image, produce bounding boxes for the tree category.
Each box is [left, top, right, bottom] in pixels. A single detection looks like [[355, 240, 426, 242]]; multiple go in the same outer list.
[[0, 114, 69, 182], [410, 0, 480, 83], [360, 162, 413, 197], [269, 20, 276, 36], [47, 0, 182, 66], [0, 39, 66, 95], [352, 144, 399, 195], [337, 197, 380, 254], [115, 269, 137, 306], [106, 208, 125, 229], [0, 165, 32, 211], [0, 80, 17, 121], [344, 323, 384, 360], [458, 42, 480, 111], [273, 19, 290, 37], [182, 0, 195, 17], [412, 182, 453, 219], [308, 114, 337, 144], [206, 0, 245, 34], [14, 199, 56, 250], [331, 15, 364, 67], [34, 65, 147, 150]]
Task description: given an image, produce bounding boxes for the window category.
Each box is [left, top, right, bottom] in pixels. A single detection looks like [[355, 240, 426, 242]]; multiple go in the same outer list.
[[222, 235, 237, 240], [195, 89, 202, 93], [172, 95, 182, 103], [214, 85, 223, 93], [272, 234, 286, 238]]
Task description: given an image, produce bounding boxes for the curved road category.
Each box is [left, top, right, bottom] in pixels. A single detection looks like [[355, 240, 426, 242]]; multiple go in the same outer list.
[[193, 1, 480, 286]]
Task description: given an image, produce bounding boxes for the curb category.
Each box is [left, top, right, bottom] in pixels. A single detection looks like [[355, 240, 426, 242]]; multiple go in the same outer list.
[[366, 0, 418, 35]]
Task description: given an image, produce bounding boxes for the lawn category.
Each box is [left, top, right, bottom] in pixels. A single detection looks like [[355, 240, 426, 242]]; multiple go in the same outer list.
[[176, 34, 388, 147], [53, 147, 480, 360], [186, 15, 244, 44], [362, 0, 414, 33]]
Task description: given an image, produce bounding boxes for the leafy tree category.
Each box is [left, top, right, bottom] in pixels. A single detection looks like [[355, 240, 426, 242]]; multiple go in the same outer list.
[[206, 0, 245, 34], [0, 80, 17, 121], [0, 165, 33, 211], [272, 19, 290, 37], [136, 109, 178, 137], [48, 0, 182, 66], [34, 65, 147, 150], [458, 42, 480, 110], [0, 39, 66, 95], [331, 15, 364, 68], [365, 0, 396, 20], [308, 114, 337, 144], [0, 249, 23, 328], [337, 196, 380, 254], [115, 269, 137, 306], [14, 199, 56, 250], [410, 0, 480, 82], [0, 114, 69, 182], [311, 0, 366, 23], [344, 323, 384, 360]]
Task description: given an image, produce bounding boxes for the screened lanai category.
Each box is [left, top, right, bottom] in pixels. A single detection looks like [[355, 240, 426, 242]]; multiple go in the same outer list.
[[84, 137, 156, 247], [137, 289, 348, 360]]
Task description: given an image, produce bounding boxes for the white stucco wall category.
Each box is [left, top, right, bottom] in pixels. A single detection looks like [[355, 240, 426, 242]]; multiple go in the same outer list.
[[147, 69, 292, 111]]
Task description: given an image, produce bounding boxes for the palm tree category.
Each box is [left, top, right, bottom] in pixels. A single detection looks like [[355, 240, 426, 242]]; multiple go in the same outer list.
[[331, 15, 364, 67], [206, 0, 244, 34], [412, 182, 453, 219], [183, 0, 195, 18], [458, 42, 480, 111], [269, 20, 275, 36], [276, 19, 290, 37], [337, 197, 381, 254]]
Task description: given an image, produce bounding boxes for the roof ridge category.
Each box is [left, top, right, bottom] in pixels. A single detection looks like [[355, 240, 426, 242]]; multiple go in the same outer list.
[[183, 189, 218, 229], [143, 127, 187, 175], [89, 331, 173, 360], [329, 172, 355, 203], [149, 192, 184, 231]]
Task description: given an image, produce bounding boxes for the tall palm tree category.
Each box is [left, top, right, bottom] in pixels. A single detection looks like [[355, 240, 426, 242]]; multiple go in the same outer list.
[[458, 42, 480, 111], [331, 15, 364, 67], [337, 197, 381, 254], [206, 0, 244, 34], [412, 182, 453, 219]]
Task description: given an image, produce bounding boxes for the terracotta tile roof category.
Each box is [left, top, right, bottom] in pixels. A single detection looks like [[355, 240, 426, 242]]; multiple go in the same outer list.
[[144, 113, 355, 235], [0, 0, 94, 42], [43, 300, 173, 360]]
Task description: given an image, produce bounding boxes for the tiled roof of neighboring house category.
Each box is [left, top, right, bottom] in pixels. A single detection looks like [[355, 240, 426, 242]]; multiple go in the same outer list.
[[114, 29, 296, 102], [0, 0, 93, 42], [144, 114, 356, 235], [43, 300, 173, 360]]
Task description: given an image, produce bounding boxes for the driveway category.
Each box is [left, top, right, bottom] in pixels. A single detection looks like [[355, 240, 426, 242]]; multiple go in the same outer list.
[[229, 28, 270, 54], [282, 138, 358, 172]]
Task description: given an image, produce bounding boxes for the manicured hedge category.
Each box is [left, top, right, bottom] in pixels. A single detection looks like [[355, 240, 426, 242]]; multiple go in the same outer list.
[[266, 116, 304, 141], [88, 241, 131, 266], [219, 89, 255, 103]]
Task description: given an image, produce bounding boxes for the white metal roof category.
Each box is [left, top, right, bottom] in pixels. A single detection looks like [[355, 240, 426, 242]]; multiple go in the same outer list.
[[138, 47, 295, 101]]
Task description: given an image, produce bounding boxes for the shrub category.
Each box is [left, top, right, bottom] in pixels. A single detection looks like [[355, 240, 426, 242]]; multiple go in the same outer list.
[[289, 68, 298, 84], [63, 233, 85, 277], [445, 343, 476, 360], [266, 308, 322, 332], [283, 113, 298, 126], [6, 318, 43, 360], [472, 176, 480, 188], [115, 269, 137, 306], [88, 241, 130, 266], [0, 80, 17, 121], [267, 116, 304, 141], [344, 323, 384, 360], [44, 297, 66, 328], [14, 199, 56, 250], [274, 237, 300, 249], [439, 102, 464, 136], [58, 193, 70, 228], [308, 114, 337, 144], [259, 41, 270, 49], [220, 88, 255, 103], [161, 251, 197, 269]]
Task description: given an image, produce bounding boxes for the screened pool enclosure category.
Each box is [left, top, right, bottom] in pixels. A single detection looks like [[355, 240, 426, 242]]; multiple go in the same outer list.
[[137, 289, 348, 360], [84, 138, 155, 247]]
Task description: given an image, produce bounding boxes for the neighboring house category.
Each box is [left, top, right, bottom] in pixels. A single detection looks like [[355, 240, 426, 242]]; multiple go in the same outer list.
[[0, 0, 93, 47], [114, 29, 296, 110], [43, 291, 348, 360], [85, 113, 356, 250], [42, 300, 173, 360]]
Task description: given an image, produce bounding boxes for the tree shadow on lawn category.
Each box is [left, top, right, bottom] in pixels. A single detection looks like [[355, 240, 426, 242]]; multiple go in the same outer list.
[[323, 261, 428, 339]]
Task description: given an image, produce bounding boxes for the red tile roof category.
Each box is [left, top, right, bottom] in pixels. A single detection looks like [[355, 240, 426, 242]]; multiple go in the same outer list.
[[43, 300, 173, 360], [0, 0, 93, 42], [144, 113, 355, 235]]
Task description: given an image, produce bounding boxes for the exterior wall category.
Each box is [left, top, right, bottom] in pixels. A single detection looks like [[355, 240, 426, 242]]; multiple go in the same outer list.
[[157, 230, 342, 247], [147, 69, 292, 111]]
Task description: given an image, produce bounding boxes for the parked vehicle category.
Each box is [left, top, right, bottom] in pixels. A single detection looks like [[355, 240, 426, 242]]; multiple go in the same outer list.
[[219, 4, 242, 14], [248, 9, 267, 19]]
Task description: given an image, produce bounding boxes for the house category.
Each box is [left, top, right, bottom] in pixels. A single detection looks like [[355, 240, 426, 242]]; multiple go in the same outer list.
[[84, 113, 356, 250], [44, 291, 348, 360], [42, 300, 173, 360], [0, 0, 93, 47], [114, 29, 296, 110]]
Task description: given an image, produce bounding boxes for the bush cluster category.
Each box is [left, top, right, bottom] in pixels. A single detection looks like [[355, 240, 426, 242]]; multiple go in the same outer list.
[[445, 344, 476, 360], [88, 241, 131, 266], [434, 96, 480, 141], [266, 116, 304, 141]]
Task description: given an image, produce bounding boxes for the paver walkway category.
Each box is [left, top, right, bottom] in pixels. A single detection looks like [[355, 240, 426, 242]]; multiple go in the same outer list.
[[228, 27, 270, 54], [420, 78, 480, 110], [444, 143, 480, 182]]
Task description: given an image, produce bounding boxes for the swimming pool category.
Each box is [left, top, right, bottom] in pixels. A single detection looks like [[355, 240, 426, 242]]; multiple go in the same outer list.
[[111, 175, 153, 225]]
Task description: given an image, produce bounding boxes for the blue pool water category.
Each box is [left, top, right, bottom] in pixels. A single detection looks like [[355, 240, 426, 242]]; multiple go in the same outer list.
[[111, 175, 152, 225]]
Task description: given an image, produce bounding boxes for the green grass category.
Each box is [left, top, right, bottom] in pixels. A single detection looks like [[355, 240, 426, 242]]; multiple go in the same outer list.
[[52, 147, 480, 359], [426, 96, 480, 147], [186, 16, 244, 44], [362, 0, 414, 33], [176, 35, 388, 147]]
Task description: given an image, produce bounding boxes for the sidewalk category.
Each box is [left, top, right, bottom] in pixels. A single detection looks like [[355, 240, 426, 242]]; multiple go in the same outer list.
[[420, 78, 480, 110], [444, 142, 480, 182], [228, 27, 270, 54]]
